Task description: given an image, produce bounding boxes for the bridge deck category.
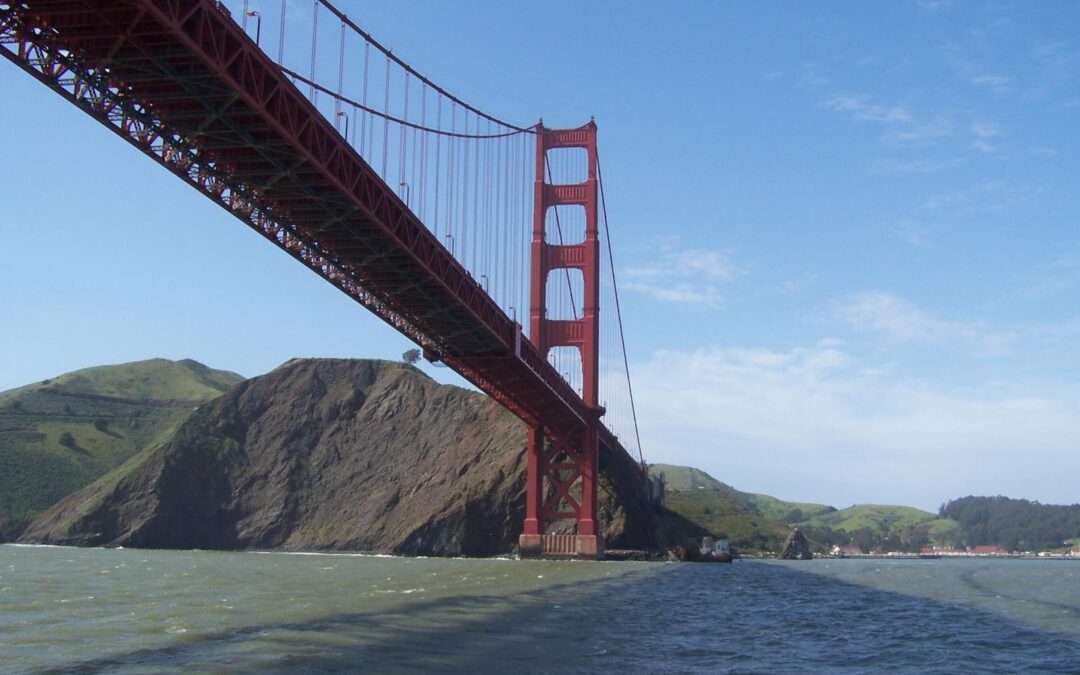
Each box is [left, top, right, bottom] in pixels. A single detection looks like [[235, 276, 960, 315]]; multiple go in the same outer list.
[[2, 0, 633, 455]]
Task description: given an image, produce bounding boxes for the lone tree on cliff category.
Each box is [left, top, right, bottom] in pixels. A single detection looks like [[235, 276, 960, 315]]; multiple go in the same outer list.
[[402, 348, 421, 365]]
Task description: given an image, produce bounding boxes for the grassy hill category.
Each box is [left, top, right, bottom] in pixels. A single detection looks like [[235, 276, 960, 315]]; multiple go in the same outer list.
[[662, 489, 791, 553], [650, 463, 819, 552], [798, 503, 936, 534], [652, 464, 731, 492], [650, 463, 964, 553], [0, 359, 243, 535], [650, 463, 834, 523]]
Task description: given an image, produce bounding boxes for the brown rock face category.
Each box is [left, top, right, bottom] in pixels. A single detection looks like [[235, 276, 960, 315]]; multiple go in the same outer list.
[[778, 528, 814, 560], [21, 359, 663, 556]]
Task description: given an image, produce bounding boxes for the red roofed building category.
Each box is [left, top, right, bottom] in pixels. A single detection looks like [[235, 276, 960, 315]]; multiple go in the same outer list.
[[970, 545, 1008, 555]]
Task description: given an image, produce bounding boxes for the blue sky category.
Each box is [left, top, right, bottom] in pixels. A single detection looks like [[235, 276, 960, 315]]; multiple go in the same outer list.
[[2, 1, 1078, 511]]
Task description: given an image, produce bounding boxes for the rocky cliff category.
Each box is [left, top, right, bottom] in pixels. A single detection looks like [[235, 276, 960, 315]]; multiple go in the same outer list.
[[21, 359, 665, 556]]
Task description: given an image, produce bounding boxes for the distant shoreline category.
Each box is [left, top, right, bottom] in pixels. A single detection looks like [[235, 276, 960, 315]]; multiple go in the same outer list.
[[817, 554, 1080, 561]]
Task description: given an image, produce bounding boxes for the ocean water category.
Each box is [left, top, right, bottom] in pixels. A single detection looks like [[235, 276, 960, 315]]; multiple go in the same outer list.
[[1, 545, 1078, 673]]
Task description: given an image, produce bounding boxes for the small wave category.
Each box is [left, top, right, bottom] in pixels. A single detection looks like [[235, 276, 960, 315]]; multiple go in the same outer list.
[[248, 550, 396, 558], [1, 543, 66, 549]]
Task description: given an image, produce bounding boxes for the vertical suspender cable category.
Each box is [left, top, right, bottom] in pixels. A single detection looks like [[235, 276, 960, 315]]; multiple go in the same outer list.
[[360, 42, 369, 155], [447, 104, 456, 251], [381, 56, 390, 179], [433, 97, 442, 236], [400, 72, 409, 201], [419, 85, 428, 222], [278, 0, 286, 63], [461, 111, 470, 271], [597, 152, 644, 467], [309, 0, 318, 103], [471, 114, 480, 276], [335, 19, 344, 131]]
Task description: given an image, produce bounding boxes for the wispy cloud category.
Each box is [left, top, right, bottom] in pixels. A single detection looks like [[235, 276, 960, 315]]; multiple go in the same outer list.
[[1031, 40, 1079, 84], [1028, 254, 1080, 294], [881, 118, 954, 146], [923, 181, 1036, 215], [822, 94, 912, 124], [798, 62, 829, 89], [634, 342, 1080, 509], [970, 120, 1003, 153], [832, 291, 1013, 353], [971, 74, 1012, 95], [624, 241, 745, 307], [888, 220, 933, 248], [870, 157, 963, 175], [916, 0, 953, 14]]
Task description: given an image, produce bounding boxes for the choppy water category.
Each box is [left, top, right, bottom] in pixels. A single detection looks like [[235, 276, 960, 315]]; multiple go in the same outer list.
[[1, 546, 1078, 673]]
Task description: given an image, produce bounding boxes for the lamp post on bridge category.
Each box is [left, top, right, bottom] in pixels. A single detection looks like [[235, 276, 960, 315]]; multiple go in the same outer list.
[[245, 11, 261, 46], [336, 111, 349, 143]]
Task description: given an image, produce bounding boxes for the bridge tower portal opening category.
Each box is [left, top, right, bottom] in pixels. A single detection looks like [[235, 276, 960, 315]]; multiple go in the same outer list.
[[519, 122, 605, 559]]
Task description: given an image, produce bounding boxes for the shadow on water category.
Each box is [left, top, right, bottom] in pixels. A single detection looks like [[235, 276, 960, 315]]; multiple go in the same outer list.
[[43, 561, 1080, 674], [955, 564, 1080, 618]]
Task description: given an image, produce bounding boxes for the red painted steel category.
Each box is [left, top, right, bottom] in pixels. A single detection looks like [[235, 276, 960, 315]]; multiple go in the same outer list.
[[519, 124, 604, 557], [0, 1, 638, 558]]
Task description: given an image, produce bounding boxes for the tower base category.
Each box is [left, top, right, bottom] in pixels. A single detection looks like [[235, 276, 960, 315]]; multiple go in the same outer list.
[[518, 533, 605, 559]]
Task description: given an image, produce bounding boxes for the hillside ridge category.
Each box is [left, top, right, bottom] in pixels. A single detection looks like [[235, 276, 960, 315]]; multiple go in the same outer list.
[[21, 358, 669, 555], [0, 358, 243, 536]]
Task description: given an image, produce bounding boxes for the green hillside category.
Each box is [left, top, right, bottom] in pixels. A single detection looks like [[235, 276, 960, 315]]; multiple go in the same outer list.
[[0, 359, 243, 535], [0, 358, 242, 403], [650, 464, 813, 552], [798, 503, 936, 534], [652, 464, 731, 491], [650, 463, 834, 523], [649, 463, 962, 553], [663, 489, 791, 553]]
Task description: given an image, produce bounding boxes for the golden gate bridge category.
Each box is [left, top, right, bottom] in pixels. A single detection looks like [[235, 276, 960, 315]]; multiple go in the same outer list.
[[0, 0, 645, 558]]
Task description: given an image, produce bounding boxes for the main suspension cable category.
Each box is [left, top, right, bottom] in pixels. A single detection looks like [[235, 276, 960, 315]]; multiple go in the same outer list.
[[317, 0, 535, 133], [597, 151, 644, 467]]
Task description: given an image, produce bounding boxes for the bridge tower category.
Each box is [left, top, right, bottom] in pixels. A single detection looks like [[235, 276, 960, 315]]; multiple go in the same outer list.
[[519, 122, 604, 559]]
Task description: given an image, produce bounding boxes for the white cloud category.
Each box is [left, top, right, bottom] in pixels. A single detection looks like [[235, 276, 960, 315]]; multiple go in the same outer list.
[[624, 242, 745, 307], [882, 117, 954, 146], [1029, 254, 1080, 294], [916, 0, 952, 13], [923, 181, 1036, 214], [870, 157, 962, 175], [634, 342, 1080, 510], [798, 62, 829, 89], [822, 94, 912, 124], [971, 121, 1001, 138], [888, 220, 933, 248], [970, 121, 1003, 153], [971, 74, 1011, 95], [831, 291, 1013, 353]]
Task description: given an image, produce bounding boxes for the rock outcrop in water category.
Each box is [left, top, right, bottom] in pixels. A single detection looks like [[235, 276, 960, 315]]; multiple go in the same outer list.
[[20, 359, 666, 556], [778, 528, 813, 560]]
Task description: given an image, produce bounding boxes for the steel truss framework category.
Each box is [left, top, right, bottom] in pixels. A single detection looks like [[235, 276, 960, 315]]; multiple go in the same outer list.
[[1, 1, 640, 558]]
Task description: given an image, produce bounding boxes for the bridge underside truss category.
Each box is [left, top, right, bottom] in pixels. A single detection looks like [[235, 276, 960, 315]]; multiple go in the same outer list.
[[1, 0, 642, 559], [0, 0, 610, 445]]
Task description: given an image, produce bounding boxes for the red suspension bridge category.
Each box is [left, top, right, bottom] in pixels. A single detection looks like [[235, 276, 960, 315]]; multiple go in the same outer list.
[[0, 0, 645, 558]]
